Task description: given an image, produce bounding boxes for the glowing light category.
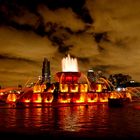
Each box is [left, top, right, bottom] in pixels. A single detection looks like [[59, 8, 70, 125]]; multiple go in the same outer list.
[[44, 96, 53, 103], [6, 93, 17, 102], [87, 93, 98, 102], [33, 85, 42, 93], [70, 84, 78, 92], [32, 93, 42, 103], [60, 84, 69, 92], [96, 84, 102, 92], [33, 84, 46, 93], [80, 84, 88, 92], [117, 87, 122, 92], [40, 84, 46, 92], [47, 86, 55, 93], [109, 91, 121, 99], [75, 93, 85, 103], [58, 97, 71, 103], [24, 99, 30, 103], [125, 92, 132, 101], [99, 93, 109, 102], [62, 54, 78, 72], [0, 92, 4, 95]]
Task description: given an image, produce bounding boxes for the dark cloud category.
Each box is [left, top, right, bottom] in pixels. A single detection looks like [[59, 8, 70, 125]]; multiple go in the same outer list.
[[94, 32, 107, 43], [0, 0, 92, 32]]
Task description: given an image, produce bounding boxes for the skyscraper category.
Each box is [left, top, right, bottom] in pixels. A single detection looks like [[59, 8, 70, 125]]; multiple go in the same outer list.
[[42, 58, 51, 83], [87, 69, 96, 83]]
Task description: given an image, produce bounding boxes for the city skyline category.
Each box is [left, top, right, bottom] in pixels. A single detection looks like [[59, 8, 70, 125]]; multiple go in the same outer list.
[[0, 0, 140, 86]]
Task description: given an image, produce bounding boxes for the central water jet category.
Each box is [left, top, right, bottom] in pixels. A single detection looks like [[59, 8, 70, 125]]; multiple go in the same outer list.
[[62, 54, 78, 72], [56, 54, 81, 84]]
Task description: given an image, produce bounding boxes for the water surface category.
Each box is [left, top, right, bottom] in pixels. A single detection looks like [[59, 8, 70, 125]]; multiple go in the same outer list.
[[0, 102, 140, 139]]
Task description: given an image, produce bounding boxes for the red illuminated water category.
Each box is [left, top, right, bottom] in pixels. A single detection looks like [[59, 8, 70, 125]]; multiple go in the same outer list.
[[0, 101, 140, 139]]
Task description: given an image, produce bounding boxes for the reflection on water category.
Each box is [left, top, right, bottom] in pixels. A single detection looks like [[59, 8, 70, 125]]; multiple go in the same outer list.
[[1, 103, 140, 138]]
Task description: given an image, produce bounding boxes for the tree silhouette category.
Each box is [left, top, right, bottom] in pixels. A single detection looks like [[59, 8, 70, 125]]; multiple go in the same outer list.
[[108, 73, 132, 87]]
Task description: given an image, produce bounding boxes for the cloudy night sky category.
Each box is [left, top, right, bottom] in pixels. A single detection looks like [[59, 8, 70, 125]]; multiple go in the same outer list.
[[0, 0, 140, 87]]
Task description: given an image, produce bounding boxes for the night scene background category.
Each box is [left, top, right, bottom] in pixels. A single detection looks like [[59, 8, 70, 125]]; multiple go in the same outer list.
[[0, 0, 140, 86], [1, 1, 140, 140]]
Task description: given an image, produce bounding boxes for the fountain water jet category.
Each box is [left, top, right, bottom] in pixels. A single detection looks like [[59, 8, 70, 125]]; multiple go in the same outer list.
[[62, 54, 78, 72]]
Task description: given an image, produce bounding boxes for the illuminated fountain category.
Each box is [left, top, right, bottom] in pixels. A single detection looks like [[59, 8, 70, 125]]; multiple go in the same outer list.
[[55, 54, 114, 104], [0, 54, 132, 108], [55, 54, 87, 103]]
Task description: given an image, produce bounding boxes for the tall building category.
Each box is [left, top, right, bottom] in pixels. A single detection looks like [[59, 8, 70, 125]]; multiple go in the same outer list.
[[42, 58, 51, 83], [87, 69, 96, 83]]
